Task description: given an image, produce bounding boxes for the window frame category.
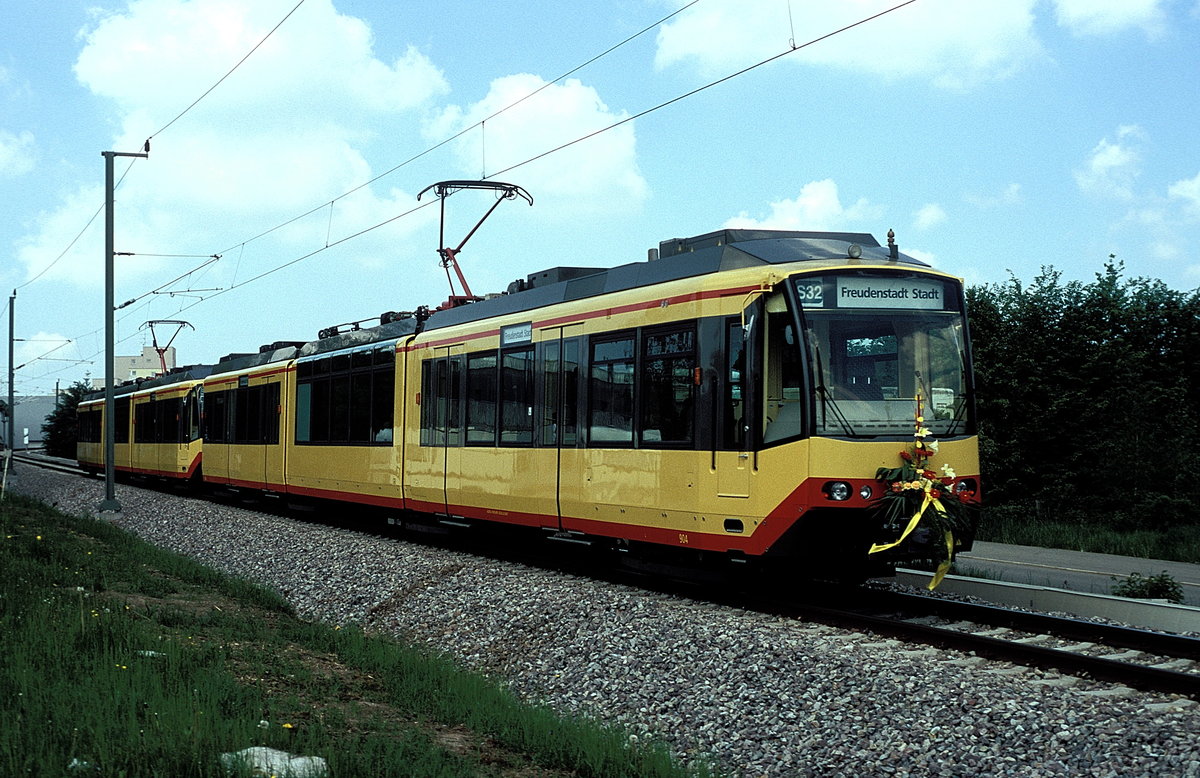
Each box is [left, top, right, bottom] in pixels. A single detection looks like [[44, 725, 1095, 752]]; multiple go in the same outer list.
[[295, 346, 395, 446]]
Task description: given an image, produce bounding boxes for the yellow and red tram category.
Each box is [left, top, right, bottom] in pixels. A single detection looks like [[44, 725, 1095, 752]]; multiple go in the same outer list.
[[78, 367, 207, 480], [79, 228, 980, 577]]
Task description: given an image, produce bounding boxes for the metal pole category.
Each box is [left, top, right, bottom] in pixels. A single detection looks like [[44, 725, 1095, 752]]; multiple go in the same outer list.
[[7, 290, 13, 455], [100, 148, 148, 512], [100, 152, 119, 511]]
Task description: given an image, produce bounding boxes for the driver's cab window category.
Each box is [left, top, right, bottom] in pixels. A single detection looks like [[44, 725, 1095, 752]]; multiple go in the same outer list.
[[762, 292, 803, 445]]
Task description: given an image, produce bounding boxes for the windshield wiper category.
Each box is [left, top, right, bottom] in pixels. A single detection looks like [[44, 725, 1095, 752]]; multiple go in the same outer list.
[[944, 392, 970, 437], [813, 343, 856, 437], [943, 335, 971, 437]]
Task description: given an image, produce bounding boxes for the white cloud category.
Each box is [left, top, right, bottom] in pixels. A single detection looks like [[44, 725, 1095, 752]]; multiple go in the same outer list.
[[723, 179, 881, 230], [427, 73, 647, 214], [0, 129, 36, 177], [1075, 126, 1144, 199], [656, 0, 1045, 91], [902, 246, 937, 266], [914, 204, 947, 231], [74, 0, 447, 122], [19, 0, 447, 288], [1053, 0, 1167, 37], [1167, 171, 1200, 218]]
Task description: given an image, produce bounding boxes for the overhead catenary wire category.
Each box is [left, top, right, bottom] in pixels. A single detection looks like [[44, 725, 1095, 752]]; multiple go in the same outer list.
[[175, 0, 920, 307], [143, 0, 307, 146], [16, 157, 138, 291], [75, 0, 706, 336], [11, 0, 684, 381], [208, 0, 702, 262], [491, 1, 918, 179], [25, 0, 915, 382], [14, 0, 307, 298]]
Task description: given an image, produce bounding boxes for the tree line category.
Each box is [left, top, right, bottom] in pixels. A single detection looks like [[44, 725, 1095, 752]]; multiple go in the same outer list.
[[967, 262, 1200, 533]]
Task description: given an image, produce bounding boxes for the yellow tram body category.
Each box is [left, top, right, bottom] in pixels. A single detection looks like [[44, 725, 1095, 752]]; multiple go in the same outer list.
[[77, 374, 204, 480], [396, 251, 979, 562]]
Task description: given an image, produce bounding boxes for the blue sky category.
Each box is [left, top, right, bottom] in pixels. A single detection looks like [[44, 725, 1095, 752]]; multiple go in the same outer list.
[[2, 0, 1199, 396]]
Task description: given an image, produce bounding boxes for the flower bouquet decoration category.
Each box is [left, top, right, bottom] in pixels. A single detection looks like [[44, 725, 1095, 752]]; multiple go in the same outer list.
[[868, 393, 977, 589]]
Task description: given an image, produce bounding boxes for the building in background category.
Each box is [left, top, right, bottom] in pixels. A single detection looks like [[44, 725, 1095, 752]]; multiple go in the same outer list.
[[90, 346, 176, 390], [1, 394, 57, 450]]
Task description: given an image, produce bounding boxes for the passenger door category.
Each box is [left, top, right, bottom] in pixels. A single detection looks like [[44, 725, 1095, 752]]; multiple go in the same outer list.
[[716, 317, 754, 498], [541, 325, 582, 527], [433, 346, 465, 516]]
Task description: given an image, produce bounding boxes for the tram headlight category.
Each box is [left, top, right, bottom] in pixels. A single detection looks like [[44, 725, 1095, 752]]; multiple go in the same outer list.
[[824, 481, 852, 501], [859, 484, 873, 500], [954, 479, 978, 496]]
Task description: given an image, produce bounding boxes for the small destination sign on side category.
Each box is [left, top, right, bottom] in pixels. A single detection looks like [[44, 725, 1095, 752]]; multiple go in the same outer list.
[[501, 322, 533, 346]]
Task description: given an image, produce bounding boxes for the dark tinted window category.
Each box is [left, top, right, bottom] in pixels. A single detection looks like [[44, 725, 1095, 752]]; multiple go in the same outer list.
[[589, 334, 635, 445], [500, 347, 534, 445], [467, 353, 497, 445], [296, 346, 395, 446], [639, 327, 696, 447]]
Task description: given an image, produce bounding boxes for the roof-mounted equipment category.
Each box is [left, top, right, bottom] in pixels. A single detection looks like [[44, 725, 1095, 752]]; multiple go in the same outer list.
[[140, 319, 193, 375], [417, 180, 533, 310]]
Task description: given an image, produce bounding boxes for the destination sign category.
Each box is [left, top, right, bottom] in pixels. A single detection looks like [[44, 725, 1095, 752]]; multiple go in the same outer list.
[[501, 322, 533, 346], [836, 277, 945, 310]]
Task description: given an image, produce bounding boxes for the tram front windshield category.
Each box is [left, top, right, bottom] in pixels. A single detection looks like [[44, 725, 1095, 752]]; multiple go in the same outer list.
[[795, 272, 971, 438]]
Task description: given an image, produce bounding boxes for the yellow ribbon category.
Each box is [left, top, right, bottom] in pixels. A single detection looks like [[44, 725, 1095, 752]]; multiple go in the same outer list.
[[869, 493, 957, 592], [927, 530, 955, 590], [868, 492, 944, 555]]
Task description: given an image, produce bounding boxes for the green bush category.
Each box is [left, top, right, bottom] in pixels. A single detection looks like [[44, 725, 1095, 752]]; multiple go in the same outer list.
[[1110, 571, 1184, 604]]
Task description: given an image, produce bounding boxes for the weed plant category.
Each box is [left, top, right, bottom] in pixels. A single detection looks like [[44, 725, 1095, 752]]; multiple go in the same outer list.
[[1, 495, 715, 777], [1110, 572, 1185, 604]]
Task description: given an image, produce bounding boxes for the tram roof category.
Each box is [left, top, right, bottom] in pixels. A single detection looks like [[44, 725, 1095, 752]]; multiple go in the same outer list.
[[84, 363, 214, 402], [423, 228, 931, 332]]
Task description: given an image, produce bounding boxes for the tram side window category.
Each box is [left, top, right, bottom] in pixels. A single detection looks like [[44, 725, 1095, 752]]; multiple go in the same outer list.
[[232, 383, 281, 444], [420, 355, 463, 446], [185, 391, 202, 442], [115, 397, 130, 444], [294, 383, 311, 443], [420, 360, 439, 446], [722, 320, 747, 449], [639, 327, 696, 447], [541, 339, 579, 447], [296, 350, 394, 445], [371, 366, 395, 443], [78, 408, 102, 443], [156, 398, 181, 444], [329, 371, 351, 443], [262, 383, 281, 444], [134, 401, 156, 443], [589, 335, 635, 445], [500, 347, 534, 445], [762, 302, 804, 445], [466, 353, 498, 445], [206, 390, 228, 443]]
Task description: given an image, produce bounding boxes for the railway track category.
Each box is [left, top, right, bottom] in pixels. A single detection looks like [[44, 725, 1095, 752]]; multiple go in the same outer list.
[[782, 587, 1200, 700], [12, 450, 1200, 700], [10, 451, 85, 477]]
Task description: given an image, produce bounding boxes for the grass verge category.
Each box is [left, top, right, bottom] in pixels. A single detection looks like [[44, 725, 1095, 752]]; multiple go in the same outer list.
[[976, 506, 1200, 564], [1, 494, 716, 777]]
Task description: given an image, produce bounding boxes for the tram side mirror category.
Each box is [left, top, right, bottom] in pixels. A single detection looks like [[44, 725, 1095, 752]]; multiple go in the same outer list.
[[743, 313, 756, 341]]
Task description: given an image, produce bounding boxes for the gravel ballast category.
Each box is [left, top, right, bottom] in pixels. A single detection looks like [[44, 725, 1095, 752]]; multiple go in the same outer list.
[[9, 465, 1200, 777]]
